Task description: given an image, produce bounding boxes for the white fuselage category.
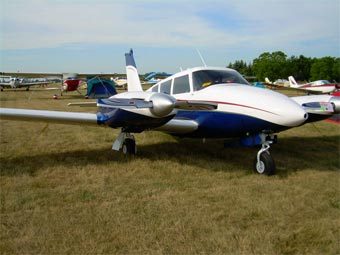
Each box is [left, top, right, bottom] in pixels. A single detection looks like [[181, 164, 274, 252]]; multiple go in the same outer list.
[[113, 83, 307, 129], [173, 84, 307, 127], [110, 66, 308, 137]]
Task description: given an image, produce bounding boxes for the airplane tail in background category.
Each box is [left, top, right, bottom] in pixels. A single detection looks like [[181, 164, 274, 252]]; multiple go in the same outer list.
[[144, 72, 157, 81], [288, 76, 299, 87], [125, 49, 143, 92], [265, 77, 272, 84]]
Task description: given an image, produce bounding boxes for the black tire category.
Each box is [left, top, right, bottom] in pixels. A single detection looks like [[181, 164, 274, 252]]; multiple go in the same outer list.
[[253, 152, 276, 175], [122, 138, 136, 155]]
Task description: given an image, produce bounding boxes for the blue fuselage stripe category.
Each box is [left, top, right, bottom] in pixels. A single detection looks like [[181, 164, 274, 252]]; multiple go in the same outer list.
[[174, 110, 286, 138], [97, 106, 286, 138]]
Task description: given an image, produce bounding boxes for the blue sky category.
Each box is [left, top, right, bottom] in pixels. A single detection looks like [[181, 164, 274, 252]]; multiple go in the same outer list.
[[0, 0, 339, 74]]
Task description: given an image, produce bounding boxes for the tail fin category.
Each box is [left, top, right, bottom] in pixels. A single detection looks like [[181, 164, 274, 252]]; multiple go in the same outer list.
[[144, 72, 157, 81], [265, 77, 272, 84], [125, 49, 143, 92], [288, 76, 298, 87]]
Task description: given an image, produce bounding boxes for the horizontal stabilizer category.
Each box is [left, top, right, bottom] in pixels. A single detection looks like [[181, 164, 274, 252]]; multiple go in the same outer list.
[[68, 102, 97, 107]]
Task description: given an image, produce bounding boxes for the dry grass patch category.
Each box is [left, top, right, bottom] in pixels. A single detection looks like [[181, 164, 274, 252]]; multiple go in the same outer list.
[[0, 89, 339, 254]]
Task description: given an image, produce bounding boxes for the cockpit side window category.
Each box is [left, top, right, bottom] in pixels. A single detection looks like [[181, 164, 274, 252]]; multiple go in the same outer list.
[[173, 75, 190, 94], [192, 70, 249, 91], [151, 85, 159, 92], [160, 80, 172, 94]]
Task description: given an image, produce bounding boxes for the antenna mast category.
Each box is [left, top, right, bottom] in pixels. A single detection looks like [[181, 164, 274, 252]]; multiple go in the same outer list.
[[196, 48, 207, 67]]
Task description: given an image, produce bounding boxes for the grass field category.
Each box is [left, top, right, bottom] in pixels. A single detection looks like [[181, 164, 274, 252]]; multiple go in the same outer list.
[[0, 88, 339, 254]]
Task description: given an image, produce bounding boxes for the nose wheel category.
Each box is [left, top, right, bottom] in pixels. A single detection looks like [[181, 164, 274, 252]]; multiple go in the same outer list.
[[112, 131, 137, 155], [254, 134, 276, 175], [122, 137, 137, 155]]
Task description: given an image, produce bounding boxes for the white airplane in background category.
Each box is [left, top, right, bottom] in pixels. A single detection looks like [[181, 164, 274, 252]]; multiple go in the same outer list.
[[0, 75, 50, 91], [0, 76, 16, 89], [288, 76, 337, 94], [0, 49, 339, 175], [264, 77, 290, 87], [111, 77, 127, 88]]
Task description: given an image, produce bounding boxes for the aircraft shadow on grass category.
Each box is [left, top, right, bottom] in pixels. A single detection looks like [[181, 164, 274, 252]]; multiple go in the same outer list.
[[1, 135, 338, 177]]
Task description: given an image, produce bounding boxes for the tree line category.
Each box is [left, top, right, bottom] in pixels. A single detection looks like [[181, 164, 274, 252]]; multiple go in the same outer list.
[[227, 51, 340, 82]]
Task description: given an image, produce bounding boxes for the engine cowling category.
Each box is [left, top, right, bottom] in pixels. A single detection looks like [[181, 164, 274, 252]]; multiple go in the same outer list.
[[330, 96, 340, 113]]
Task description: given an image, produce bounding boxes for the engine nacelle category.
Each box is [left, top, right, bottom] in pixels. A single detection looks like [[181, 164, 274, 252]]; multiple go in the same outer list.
[[330, 96, 340, 113]]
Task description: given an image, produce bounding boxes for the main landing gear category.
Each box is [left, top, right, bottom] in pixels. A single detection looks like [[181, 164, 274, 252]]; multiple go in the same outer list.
[[111, 130, 277, 175], [254, 134, 277, 175], [112, 131, 137, 155]]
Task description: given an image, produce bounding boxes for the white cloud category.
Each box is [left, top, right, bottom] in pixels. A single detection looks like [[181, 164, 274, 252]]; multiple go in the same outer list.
[[0, 0, 338, 57]]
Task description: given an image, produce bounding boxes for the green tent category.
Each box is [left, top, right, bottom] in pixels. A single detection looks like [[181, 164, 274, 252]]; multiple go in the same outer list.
[[86, 77, 117, 99]]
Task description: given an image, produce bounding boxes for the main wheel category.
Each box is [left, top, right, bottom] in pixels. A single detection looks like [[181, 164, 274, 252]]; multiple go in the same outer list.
[[253, 152, 276, 175], [122, 138, 137, 155]]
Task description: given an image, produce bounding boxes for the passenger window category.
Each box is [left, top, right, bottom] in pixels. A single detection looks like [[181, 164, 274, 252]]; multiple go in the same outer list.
[[160, 80, 172, 94], [151, 85, 159, 92], [173, 75, 190, 94]]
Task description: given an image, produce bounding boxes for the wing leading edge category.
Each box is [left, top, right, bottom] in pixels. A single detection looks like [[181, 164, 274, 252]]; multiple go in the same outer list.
[[0, 108, 98, 125]]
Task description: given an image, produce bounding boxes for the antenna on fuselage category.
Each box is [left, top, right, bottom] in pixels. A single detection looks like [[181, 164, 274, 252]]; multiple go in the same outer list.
[[196, 48, 207, 67]]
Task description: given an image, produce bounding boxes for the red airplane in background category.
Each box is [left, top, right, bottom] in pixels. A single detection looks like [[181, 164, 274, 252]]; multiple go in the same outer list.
[[60, 73, 83, 95]]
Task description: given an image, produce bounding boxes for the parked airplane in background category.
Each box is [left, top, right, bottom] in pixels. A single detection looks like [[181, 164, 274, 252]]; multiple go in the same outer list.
[[111, 77, 127, 88], [265, 77, 290, 87], [0, 75, 50, 91], [144, 72, 172, 81], [0, 76, 15, 89], [143, 72, 172, 85], [59, 73, 83, 95], [288, 76, 337, 94], [61, 78, 83, 95], [0, 50, 339, 175], [264, 76, 337, 94], [47, 74, 83, 96]]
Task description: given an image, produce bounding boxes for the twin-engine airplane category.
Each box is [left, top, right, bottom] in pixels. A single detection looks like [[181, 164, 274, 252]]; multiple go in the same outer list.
[[0, 50, 339, 175]]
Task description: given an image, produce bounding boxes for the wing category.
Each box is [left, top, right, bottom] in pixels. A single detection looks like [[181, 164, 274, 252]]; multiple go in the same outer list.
[[0, 108, 98, 125], [264, 83, 323, 95]]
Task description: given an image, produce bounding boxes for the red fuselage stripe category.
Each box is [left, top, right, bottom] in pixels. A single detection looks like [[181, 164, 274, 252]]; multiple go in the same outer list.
[[301, 84, 336, 88]]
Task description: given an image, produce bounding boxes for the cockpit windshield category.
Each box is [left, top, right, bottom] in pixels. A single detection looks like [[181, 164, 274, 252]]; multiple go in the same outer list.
[[192, 70, 249, 91]]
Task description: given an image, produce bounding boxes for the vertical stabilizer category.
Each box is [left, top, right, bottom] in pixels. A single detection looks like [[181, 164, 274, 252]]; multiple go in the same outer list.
[[125, 49, 143, 92], [265, 77, 272, 84], [288, 76, 298, 88]]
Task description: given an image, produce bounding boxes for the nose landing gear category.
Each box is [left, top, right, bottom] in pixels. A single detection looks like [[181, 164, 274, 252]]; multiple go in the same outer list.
[[254, 134, 277, 175], [112, 131, 137, 155]]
